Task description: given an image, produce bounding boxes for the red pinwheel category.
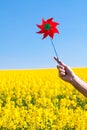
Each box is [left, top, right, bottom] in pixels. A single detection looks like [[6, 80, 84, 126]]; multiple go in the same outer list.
[[36, 18, 59, 39], [36, 17, 60, 63]]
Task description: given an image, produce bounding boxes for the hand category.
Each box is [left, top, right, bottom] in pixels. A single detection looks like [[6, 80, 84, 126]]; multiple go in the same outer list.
[[54, 57, 75, 82]]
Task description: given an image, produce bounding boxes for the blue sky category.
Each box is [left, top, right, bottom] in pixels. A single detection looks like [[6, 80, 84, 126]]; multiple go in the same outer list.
[[0, 0, 87, 69]]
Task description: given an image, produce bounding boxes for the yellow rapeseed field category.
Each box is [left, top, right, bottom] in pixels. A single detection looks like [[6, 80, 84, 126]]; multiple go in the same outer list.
[[0, 68, 87, 130]]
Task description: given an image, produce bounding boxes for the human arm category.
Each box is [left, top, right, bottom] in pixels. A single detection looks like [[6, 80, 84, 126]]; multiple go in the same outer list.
[[54, 57, 87, 97]]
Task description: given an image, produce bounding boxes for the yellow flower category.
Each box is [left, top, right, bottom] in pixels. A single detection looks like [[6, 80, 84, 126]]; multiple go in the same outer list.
[[0, 68, 87, 129]]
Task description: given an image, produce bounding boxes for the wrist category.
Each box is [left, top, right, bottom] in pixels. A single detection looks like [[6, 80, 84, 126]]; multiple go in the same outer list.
[[69, 74, 77, 84]]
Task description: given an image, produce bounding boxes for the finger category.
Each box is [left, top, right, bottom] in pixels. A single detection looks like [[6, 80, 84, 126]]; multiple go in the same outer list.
[[57, 65, 65, 70], [59, 68, 66, 73], [59, 72, 66, 77]]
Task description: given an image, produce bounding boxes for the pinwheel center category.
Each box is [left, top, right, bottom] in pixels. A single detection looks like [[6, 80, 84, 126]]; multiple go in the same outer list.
[[44, 24, 50, 30]]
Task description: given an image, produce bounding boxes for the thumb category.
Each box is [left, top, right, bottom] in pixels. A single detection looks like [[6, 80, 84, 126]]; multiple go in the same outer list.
[[59, 61, 66, 67], [54, 57, 66, 67], [54, 57, 60, 64]]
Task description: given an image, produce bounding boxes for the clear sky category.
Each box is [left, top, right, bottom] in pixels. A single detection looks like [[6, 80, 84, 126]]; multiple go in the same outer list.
[[0, 0, 87, 69]]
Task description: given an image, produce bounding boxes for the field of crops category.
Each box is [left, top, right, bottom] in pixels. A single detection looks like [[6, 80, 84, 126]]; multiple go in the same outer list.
[[0, 68, 87, 130]]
